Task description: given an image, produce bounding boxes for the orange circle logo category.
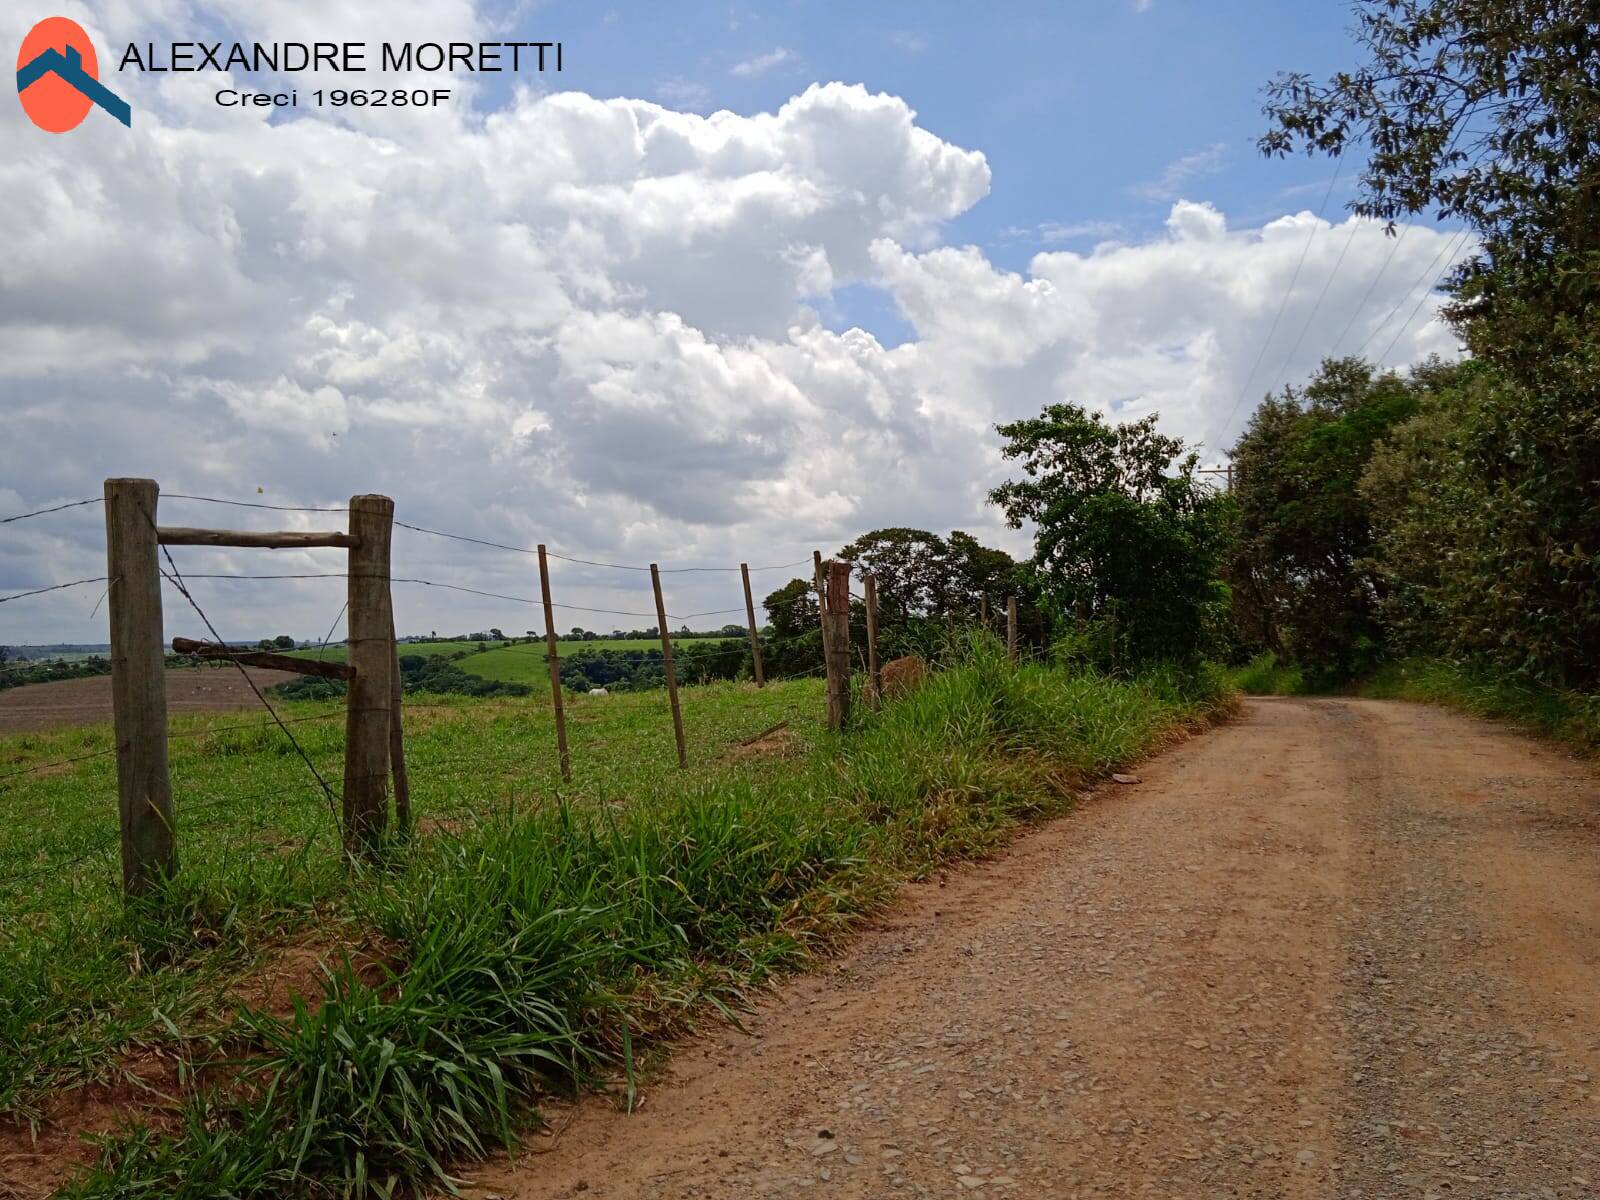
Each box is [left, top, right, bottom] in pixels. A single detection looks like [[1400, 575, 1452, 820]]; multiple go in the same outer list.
[[17, 16, 102, 133]]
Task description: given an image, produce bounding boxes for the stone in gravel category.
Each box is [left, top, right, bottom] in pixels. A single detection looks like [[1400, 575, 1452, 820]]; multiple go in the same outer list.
[[1112, 774, 1140, 784]]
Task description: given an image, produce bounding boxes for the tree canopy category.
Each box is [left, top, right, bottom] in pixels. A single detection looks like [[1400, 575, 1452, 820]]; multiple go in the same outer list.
[[990, 405, 1230, 668]]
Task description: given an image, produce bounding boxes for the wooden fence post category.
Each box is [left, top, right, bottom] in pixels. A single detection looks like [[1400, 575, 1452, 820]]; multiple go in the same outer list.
[[343, 494, 394, 853], [104, 477, 175, 896], [813, 549, 833, 666], [740, 562, 765, 687], [388, 613, 410, 835], [537, 545, 572, 782], [1007, 595, 1019, 663], [980, 595, 988, 631], [650, 564, 688, 768], [863, 573, 882, 710], [824, 559, 852, 731]]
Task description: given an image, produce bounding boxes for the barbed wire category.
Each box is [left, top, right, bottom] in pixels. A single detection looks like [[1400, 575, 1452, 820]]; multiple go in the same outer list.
[[163, 493, 349, 513], [0, 498, 103, 525], [148, 503, 343, 835], [0, 745, 118, 786], [394, 519, 811, 575], [0, 578, 111, 605], [160, 569, 748, 624]]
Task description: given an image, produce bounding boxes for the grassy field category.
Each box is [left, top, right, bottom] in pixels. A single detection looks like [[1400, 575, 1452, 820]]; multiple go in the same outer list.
[[0, 680, 815, 1116], [0, 640, 1230, 1198]]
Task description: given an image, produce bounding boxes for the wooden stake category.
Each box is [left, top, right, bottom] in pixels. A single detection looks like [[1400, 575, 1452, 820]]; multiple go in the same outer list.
[[651, 564, 688, 768], [740, 563, 765, 686], [980, 595, 989, 630], [813, 549, 832, 664], [824, 560, 852, 731], [104, 477, 175, 896], [343, 494, 394, 854], [1007, 595, 1019, 662], [864, 573, 882, 710], [537, 544, 572, 782]]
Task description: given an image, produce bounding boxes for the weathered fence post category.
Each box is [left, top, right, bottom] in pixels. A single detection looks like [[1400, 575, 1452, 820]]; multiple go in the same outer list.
[[740, 562, 765, 687], [388, 613, 410, 835], [537, 545, 572, 782], [824, 559, 852, 731], [104, 477, 175, 896], [343, 494, 394, 853], [1007, 595, 1019, 663], [863, 573, 882, 710], [813, 549, 833, 665], [980, 595, 989, 631], [650, 564, 688, 768]]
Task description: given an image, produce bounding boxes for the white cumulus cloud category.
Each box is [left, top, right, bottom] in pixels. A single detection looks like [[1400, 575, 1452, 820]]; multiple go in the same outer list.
[[0, 1, 1468, 645]]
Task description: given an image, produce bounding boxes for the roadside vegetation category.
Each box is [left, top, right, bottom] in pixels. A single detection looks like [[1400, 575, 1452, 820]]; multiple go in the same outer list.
[[0, 641, 1228, 1198], [1222, 1, 1598, 733], [1364, 659, 1600, 753]]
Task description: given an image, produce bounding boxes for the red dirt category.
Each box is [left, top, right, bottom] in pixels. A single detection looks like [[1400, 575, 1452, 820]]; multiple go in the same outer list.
[[0, 667, 301, 734]]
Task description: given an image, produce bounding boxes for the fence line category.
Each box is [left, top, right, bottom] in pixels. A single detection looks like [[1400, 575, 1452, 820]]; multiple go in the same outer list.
[[0, 480, 1031, 901]]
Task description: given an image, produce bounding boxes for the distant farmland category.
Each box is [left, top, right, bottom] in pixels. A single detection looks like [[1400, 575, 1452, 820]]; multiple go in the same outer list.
[[288, 637, 739, 684]]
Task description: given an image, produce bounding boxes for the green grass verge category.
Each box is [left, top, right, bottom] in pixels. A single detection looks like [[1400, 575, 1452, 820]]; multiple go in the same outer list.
[[1227, 651, 1311, 696], [4, 641, 1231, 1198], [1363, 657, 1600, 751]]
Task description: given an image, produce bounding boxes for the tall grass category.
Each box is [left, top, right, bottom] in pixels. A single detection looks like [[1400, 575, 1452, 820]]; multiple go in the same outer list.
[[1364, 657, 1600, 751], [1228, 651, 1311, 696], [59, 641, 1230, 1199]]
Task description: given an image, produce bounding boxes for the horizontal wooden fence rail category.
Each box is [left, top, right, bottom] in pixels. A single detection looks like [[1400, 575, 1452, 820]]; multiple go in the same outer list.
[[156, 527, 359, 549], [170, 637, 355, 680]]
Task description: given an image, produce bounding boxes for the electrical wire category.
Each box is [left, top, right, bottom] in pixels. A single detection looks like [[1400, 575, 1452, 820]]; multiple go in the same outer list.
[[1363, 227, 1476, 363], [1220, 153, 1346, 445]]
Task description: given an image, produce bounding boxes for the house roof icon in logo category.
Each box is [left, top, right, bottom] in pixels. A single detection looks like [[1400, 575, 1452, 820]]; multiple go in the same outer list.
[[16, 16, 130, 132]]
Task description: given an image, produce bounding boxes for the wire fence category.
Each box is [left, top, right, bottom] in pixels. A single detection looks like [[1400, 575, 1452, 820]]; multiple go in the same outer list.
[[0, 481, 1047, 917], [0, 485, 870, 909]]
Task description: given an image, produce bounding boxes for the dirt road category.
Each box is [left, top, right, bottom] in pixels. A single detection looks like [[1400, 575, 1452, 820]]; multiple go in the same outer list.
[[476, 698, 1600, 1199], [0, 666, 299, 733]]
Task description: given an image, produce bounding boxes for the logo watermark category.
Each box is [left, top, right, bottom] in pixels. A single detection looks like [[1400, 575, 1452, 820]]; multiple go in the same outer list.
[[16, 16, 131, 132]]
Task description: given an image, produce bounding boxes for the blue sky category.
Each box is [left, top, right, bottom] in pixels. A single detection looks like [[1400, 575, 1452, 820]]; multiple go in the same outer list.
[[543, 2, 1360, 245], [490, 0, 1375, 346]]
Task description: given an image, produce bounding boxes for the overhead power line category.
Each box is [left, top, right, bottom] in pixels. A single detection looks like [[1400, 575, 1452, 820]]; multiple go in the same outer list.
[[1220, 153, 1346, 447]]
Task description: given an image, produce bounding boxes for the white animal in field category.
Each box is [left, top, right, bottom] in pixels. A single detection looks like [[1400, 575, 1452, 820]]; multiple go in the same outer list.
[[588, 687, 609, 696]]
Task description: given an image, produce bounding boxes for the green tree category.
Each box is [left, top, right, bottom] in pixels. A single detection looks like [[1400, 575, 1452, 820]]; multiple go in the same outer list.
[[1227, 358, 1423, 679], [1264, 0, 1600, 688], [761, 578, 822, 678], [273, 634, 295, 650], [989, 404, 1229, 669]]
